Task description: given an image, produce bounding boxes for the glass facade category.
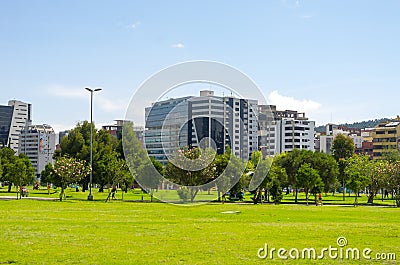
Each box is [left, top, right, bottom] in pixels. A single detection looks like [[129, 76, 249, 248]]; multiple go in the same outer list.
[[0, 105, 13, 147]]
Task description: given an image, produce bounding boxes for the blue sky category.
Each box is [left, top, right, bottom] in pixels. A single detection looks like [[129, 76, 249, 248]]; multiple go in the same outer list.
[[1, 0, 400, 132]]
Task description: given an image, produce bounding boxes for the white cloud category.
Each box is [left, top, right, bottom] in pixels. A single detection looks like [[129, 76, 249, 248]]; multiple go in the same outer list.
[[128, 21, 141, 29], [268, 90, 321, 114], [51, 123, 76, 134], [47, 85, 87, 99], [97, 97, 129, 112], [171, 43, 184, 49], [47, 85, 129, 112]]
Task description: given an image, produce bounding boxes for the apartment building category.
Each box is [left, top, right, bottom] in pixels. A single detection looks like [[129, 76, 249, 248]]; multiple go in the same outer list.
[[144, 91, 258, 162], [371, 121, 400, 159], [19, 124, 56, 178], [0, 100, 32, 154]]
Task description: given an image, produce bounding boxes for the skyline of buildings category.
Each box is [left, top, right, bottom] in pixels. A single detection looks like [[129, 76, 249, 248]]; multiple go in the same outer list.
[[1, 93, 400, 176]]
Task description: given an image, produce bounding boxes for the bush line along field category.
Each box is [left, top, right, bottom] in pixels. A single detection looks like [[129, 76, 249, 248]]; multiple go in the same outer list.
[[0, 195, 399, 264]]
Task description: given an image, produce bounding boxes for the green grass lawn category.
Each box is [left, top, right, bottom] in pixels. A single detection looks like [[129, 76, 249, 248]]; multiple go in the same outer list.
[[0, 199, 398, 264], [1, 186, 397, 206]]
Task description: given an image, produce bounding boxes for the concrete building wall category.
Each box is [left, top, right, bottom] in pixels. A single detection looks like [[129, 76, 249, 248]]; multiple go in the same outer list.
[[371, 121, 400, 159], [19, 124, 55, 177], [144, 91, 259, 162], [6, 100, 32, 154]]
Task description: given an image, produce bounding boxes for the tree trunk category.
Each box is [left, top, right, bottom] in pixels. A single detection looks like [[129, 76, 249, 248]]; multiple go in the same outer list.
[[305, 189, 309, 205], [354, 196, 358, 207], [8, 183, 12, 192], [82, 183, 87, 192], [367, 192, 375, 204], [190, 189, 198, 203], [342, 182, 346, 201], [60, 188, 64, 201], [295, 189, 298, 203], [99, 185, 104, 193]]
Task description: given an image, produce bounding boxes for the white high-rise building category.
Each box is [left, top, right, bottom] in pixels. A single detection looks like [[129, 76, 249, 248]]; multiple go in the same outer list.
[[144, 90, 259, 162], [277, 118, 315, 153], [1, 100, 32, 154], [258, 105, 315, 156], [19, 124, 55, 178]]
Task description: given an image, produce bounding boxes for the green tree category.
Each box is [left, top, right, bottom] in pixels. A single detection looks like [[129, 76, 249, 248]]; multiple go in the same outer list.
[[60, 121, 93, 191], [211, 147, 246, 202], [136, 156, 163, 202], [212, 150, 230, 201], [226, 154, 247, 200], [387, 161, 400, 207], [123, 121, 148, 189], [95, 129, 121, 192], [61, 121, 131, 194], [50, 156, 90, 201], [268, 162, 288, 203], [276, 149, 303, 202], [5, 155, 35, 199], [344, 155, 371, 205], [165, 147, 216, 203], [40, 163, 54, 185], [313, 152, 339, 194], [366, 160, 387, 204], [331, 134, 355, 201], [296, 163, 323, 205], [0, 147, 17, 192], [382, 148, 400, 163], [250, 156, 273, 204]]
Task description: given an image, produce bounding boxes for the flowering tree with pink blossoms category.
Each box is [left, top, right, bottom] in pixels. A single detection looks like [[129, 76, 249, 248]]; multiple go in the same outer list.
[[51, 156, 90, 201]]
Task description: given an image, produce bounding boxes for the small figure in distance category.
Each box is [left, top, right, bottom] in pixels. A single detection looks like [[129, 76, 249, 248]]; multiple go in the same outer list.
[[317, 193, 323, 206], [111, 186, 117, 200]]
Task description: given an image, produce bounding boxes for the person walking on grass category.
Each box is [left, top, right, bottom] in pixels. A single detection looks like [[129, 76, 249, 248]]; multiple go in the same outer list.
[[111, 186, 117, 200], [318, 193, 323, 206]]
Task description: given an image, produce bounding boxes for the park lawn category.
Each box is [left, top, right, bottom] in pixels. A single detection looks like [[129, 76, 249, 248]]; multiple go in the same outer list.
[[1, 186, 396, 206], [280, 192, 397, 206], [0, 186, 153, 201], [0, 200, 399, 265]]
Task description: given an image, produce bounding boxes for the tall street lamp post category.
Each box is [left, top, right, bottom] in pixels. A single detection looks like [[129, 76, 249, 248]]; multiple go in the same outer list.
[[85, 87, 102, 201]]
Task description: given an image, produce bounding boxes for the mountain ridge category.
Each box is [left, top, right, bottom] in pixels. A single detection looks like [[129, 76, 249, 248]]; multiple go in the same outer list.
[[315, 118, 391, 133]]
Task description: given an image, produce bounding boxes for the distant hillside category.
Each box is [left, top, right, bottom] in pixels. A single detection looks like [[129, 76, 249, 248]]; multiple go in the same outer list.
[[315, 118, 390, 133]]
